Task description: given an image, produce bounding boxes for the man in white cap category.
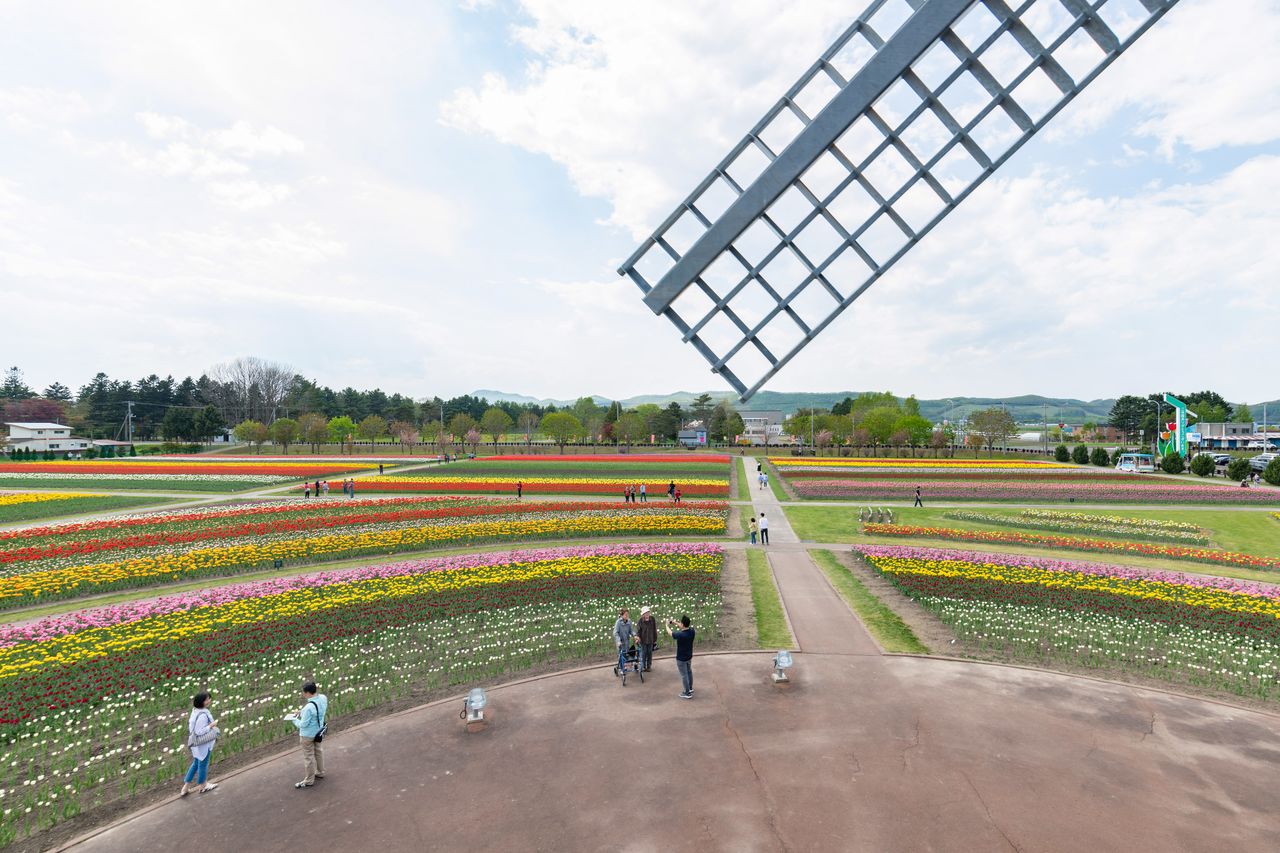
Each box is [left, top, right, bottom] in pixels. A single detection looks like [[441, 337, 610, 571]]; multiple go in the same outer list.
[[635, 606, 659, 672]]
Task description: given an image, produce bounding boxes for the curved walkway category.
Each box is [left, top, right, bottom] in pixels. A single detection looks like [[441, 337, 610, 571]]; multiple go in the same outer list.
[[64, 653, 1280, 852]]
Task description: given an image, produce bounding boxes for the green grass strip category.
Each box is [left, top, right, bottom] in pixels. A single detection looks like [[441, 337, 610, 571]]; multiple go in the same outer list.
[[811, 549, 928, 653], [746, 549, 793, 649], [736, 461, 751, 501]]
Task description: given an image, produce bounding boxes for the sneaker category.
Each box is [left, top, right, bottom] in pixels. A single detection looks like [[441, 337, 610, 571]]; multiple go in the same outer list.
[[679, 692, 692, 699]]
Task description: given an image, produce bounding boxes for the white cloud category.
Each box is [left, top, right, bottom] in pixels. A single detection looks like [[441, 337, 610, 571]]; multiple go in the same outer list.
[[213, 121, 305, 157]]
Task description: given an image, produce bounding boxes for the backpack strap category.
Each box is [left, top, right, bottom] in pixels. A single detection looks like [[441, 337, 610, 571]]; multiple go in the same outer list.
[[308, 699, 324, 727]]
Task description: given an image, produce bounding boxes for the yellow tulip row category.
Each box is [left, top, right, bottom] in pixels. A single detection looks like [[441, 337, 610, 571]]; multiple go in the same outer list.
[[0, 513, 725, 603], [0, 492, 97, 507], [0, 551, 722, 680]]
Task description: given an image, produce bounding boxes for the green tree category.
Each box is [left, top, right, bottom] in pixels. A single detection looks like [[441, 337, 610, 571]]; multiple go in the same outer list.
[[269, 417, 299, 453], [1232, 403, 1254, 424], [481, 408, 514, 447], [161, 407, 195, 441], [895, 414, 933, 455], [0, 367, 33, 400], [861, 406, 901, 456], [1071, 444, 1089, 465], [1055, 445, 1070, 463], [389, 420, 417, 454], [299, 412, 329, 452], [356, 415, 388, 443], [968, 408, 1018, 455], [1160, 451, 1185, 474], [1090, 446, 1110, 467], [517, 412, 539, 446], [193, 405, 225, 444], [540, 412, 583, 453], [327, 416, 357, 450], [448, 413, 478, 443], [232, 419, 267, 452], [690, 393, 715, 425], [1227, 458, 1250, 481], [1190, 454, 1215, 477], [420, 421, 444, 455], [1108, 395, 1150, 444], [1265, 458, 1280, 487], [614, 413, 647, 449], [850, 392, 899, 424], [42, 382, 73, 402]]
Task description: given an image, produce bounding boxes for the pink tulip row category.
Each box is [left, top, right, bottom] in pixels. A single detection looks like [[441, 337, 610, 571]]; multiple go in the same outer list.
[[793, 479, 1280, 504], [852, 544, 1280, 599]]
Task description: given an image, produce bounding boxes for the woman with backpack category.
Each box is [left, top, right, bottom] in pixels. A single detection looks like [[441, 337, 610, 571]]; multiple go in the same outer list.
[[181, 691, 219, 795]]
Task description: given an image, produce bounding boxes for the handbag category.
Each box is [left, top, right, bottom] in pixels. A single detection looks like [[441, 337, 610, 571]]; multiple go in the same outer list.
[[309, 700, 327, 743], [186, 711, 219, 749]]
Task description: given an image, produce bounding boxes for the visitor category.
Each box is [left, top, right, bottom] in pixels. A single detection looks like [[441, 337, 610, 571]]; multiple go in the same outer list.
[[668, 614, 696, 699], [304, 483, 311, 499], [321, 480, 329, 497], [636, 606, 658, 672], [378, 463, 384, 475], [639, 483, 647, 503], [762, 472, 769, 490], [674, 488, 682, 504], [289, 682, 328, 788], [1241, 478, 1250, 488], [668, 481, 676, 501], [623, 485, 631, 504], [516, 480, 523, 500], [349, 479, 356, 498], [181, 691, 219, 796], [913, 485, 923, 507], [749, 516, 758, 545], [613, 608, 634, 677], [314, 480, 321, 499], [759, 512, 770, 545], [758, 471, 764, 490]]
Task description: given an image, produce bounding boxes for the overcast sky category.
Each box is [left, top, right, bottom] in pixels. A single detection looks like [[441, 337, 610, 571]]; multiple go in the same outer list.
[[1, 0, 1277, 403]]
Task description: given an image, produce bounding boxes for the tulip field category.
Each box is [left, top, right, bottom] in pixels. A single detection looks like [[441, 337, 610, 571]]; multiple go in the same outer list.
[[351, 453, 731, 497], [0, 497, 727, 608], [861, 523, 1280, 572], [0, 459, 392, 493], [855, 545, 1280, 699], [0, 543, 724, 843], [943, 509, 1210, 544], [0, 493, 165, 525], [765, 455, 1280, 505]]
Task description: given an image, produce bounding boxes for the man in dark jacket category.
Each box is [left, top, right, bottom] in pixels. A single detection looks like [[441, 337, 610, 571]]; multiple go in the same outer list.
[[635, 606, 659, 672], [668, 615, 696, 699]]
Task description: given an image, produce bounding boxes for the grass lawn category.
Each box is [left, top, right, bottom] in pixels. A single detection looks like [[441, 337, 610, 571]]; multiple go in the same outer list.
[[735, 460, 750, 501], [785, 505, 1280, 582], [810, 550, 927, 653], [0, 495, 174, 524], [765, 461, 790, 502], [746, 549, 793, 649]]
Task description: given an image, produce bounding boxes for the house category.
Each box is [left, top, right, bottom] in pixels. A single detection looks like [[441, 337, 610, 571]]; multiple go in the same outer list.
[[677, 428, 707, 448], [1193, 422, 1279, 450], [4, 422, 91, 456], [738, 410, 784, 445]]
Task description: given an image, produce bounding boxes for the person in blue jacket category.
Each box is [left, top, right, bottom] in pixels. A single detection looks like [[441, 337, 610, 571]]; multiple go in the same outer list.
[[288, 681, 328, 788]]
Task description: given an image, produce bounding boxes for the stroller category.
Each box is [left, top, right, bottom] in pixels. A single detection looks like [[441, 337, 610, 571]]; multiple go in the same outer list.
[[613, 640, 645, 686]]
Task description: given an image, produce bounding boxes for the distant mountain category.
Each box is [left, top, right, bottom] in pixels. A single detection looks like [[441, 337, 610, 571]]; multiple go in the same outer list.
[[471, 389, 1121, 422]]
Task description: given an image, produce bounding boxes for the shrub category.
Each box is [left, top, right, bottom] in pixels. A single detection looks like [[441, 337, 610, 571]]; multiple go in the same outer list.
[[1071, 445, 1089, 465], [1227, 458, 1251, 481], [1160, 452, 1185, 474], [1054, 445, 1070, 463], [1189, 454, 1215, 477], [1110, 448, 1130, 465], [1090, 447, 1110, 467], [1265, 457, 1280, 487]]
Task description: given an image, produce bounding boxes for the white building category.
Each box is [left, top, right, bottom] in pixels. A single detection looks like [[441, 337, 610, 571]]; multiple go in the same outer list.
[[4, 422, 91, 456], [738, 410, 785, 445]]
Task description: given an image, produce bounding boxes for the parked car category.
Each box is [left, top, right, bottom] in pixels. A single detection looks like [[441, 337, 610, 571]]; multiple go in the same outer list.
[[1201, 453, 1231, 466], [1250, 453, 1277, 472]]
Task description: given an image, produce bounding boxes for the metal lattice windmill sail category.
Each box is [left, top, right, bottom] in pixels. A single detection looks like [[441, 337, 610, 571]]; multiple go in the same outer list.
[[618, 0, 1182, 401]]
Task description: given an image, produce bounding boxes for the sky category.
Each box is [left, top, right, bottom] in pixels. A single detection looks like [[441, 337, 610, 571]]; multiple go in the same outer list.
[[1, 0, 1277, 404]]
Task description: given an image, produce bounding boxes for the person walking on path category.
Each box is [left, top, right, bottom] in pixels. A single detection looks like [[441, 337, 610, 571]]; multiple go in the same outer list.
[[749, 516, 758, 545], [668, 481, 676, 501], [289, 682, 328, 788], [758, 470, 765, 490], [613, 608, 635, 677], [913, 485, 923, 507], [762, 472, 769, 491], [180, 692, 219, 796], [378, 463, 384, 475], [321, 480, 329, 497], [304, 483, 311, 499], [349, 479, 356, 498], [313, 480, 321, 500], [639, 483, 647, 503], [516, 480, 523, 500], [759, 512, 770, 545], [636, 606, 658, 672], [668, 615, 696, 698]]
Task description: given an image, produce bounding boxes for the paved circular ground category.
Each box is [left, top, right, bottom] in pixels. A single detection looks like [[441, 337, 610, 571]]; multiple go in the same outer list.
[[66, 653, 1280, 852]]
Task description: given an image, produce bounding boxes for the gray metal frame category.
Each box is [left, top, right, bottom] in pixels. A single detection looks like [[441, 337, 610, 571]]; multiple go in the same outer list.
[[618, 0, 1181, 401]]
